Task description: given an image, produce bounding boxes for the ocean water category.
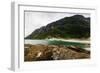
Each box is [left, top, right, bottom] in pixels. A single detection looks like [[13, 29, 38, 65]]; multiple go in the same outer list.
[[24, 39, 49, 45], [24, 39, 89, 49]]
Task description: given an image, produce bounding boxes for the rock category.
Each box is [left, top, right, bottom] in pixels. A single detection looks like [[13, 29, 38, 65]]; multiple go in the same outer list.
[[24, 44, 90, 61], [67, 46, 90, 54]]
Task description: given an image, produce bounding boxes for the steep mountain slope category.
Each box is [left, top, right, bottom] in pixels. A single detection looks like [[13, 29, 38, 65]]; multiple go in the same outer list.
[[25, 15, 90, 39]]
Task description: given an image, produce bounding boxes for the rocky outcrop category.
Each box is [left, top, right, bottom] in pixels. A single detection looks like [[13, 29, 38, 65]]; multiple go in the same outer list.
[[24, 44, 90, 61]]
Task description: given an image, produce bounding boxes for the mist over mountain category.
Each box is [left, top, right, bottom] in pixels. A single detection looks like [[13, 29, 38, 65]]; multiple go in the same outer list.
[[25, 15, 90, 39]]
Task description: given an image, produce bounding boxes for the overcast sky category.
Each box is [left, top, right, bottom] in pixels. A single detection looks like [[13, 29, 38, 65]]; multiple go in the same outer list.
[[25, 11, 90, 37]]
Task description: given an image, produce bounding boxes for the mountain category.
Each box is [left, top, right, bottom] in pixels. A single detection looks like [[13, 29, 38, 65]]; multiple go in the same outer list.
[[25, 15, 90, 39]]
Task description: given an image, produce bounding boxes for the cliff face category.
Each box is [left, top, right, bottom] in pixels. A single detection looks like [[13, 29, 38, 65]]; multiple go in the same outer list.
[[25, 15, 90, 39]]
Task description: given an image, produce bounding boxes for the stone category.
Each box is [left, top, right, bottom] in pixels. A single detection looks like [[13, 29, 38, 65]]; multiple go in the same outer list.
[[24, 44, 90, 61]]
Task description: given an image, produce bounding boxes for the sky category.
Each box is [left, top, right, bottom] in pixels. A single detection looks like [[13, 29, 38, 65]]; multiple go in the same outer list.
[[25, 11, 90, 37]]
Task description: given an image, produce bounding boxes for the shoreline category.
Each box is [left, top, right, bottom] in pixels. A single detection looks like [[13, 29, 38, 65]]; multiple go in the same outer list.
[[25, 38, 90, 44], [47, 38, 90, 44], [25, 38, 90, 51]]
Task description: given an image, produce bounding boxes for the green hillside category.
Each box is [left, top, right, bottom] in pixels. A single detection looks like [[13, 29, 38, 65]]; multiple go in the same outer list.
[[25, 15, 90, 39]]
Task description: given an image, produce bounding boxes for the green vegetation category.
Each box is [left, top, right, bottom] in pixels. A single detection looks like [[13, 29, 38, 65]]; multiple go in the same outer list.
[[26, 15, 90, 39]]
